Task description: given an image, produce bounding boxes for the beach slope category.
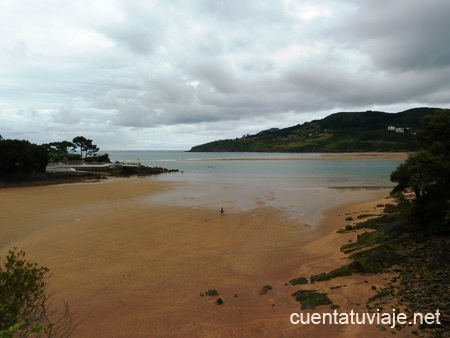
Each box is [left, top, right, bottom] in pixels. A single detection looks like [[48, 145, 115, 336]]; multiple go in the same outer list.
[[0, 179, 400, 337]]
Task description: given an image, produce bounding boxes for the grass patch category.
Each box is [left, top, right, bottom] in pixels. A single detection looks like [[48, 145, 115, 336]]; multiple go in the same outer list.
[[349, 245, 403, 273], [288, 277, 309, 285], [368, 288, 392, 303], [341, 231, 387, 254], [291, 290, 333, 310], [328, 265, 353, 278]]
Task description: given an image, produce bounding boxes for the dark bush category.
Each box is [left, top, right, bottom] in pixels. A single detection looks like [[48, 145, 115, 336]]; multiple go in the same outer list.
[[0, 139, 49, 176]]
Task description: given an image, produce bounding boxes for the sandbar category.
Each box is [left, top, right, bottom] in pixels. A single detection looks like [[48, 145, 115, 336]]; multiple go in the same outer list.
[[188, 152, 410, 162]]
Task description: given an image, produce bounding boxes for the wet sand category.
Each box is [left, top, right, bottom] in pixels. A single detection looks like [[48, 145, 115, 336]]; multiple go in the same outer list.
[[0, 178, 406, 337]]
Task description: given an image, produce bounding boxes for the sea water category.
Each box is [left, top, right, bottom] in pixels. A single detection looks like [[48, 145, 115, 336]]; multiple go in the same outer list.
[[106, 150, 402, 187], [106, 150, 404, 225]]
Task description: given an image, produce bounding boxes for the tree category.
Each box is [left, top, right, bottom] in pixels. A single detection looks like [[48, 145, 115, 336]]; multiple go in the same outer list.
[[72, 136, 88, 158], [391, 150, 445, 199], [44, 142, 81, 163], [391, 109, 450, 230], [72, 136, 99, 159], [46, 141, 76, 155], [84, 140, 99, 158], [0, 248, 76, 337], [0, 140, 49, 176], [417, 109, 450, 155]]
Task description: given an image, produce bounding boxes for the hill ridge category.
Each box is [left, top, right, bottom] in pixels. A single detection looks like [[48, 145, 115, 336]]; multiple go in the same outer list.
[[189, 107, 440, 152]]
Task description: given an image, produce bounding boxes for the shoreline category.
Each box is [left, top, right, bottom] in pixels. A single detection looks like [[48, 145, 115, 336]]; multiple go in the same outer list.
[[187, 152, 410, 161], [0, 178, 406, 337]]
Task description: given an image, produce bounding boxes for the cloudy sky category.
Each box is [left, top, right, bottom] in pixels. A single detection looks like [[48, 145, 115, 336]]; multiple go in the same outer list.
[[1, 0, 449, 150]]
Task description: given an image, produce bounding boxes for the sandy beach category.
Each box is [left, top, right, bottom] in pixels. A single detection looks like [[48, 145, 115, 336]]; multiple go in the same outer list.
[[0, 178, 407, 337]]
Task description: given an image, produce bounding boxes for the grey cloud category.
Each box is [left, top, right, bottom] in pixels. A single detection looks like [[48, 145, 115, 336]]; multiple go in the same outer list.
[[239, 59, 275, 73], [334, 0, 450, 71], [198, 0, 286, 23], [185, 61, 238, 94], [110, 101, 222, 127], [148, 77, 196, 105], [196, 36, 224, 56], [50, 107, 84, 125], [284, 60, 450, 110], [101, 2, 165, 55], [2, 0, 450, 149]]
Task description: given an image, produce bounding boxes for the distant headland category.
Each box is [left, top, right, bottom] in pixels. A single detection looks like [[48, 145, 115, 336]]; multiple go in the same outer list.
[[189, 107, 441, 153]]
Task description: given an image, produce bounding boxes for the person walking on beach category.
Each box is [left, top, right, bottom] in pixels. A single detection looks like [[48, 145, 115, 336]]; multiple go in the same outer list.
[[221, 207, 224, 216]]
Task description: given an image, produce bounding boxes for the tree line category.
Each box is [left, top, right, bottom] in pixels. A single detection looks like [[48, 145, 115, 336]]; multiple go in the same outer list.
[[0, 136, 108, 176], [390, 108, 450, 231], [44, 136, 102, 162]]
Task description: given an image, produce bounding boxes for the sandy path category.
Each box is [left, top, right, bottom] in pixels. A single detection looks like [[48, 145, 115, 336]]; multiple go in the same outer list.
[[0, 178, 407, 337]]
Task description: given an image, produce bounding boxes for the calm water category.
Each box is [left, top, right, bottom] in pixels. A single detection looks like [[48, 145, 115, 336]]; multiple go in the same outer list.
[[106, 150, 402, 188], [106, 151, 404, 225]]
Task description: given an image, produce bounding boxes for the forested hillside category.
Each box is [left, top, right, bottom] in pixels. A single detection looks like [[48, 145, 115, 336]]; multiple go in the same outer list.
[[189, 108, 439, 152]]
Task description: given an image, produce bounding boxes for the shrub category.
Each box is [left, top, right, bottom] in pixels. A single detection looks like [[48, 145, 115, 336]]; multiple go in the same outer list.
[[0, 140, 49, 175], [0, 248, 76, 337]]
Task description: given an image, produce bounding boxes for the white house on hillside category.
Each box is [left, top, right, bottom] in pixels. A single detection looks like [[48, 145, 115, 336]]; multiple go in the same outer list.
[[387, 125, 405, 133]]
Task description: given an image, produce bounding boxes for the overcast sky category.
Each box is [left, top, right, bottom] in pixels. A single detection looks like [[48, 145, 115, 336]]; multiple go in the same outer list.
[[1, 0, 449, 150]]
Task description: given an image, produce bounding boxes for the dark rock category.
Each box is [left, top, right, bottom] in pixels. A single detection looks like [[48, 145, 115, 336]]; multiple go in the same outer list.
[[205, 289, 219, 296], [259, 285, 273, 295], [215, 298, 223, 305]]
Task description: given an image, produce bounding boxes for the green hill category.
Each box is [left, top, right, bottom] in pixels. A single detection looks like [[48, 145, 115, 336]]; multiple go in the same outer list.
[[189, 107, 440, 152]]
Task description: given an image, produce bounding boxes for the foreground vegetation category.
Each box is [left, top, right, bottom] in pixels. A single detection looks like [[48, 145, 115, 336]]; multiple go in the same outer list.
[[390, 109, 450, 231], [0, 249, 76, 338]]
